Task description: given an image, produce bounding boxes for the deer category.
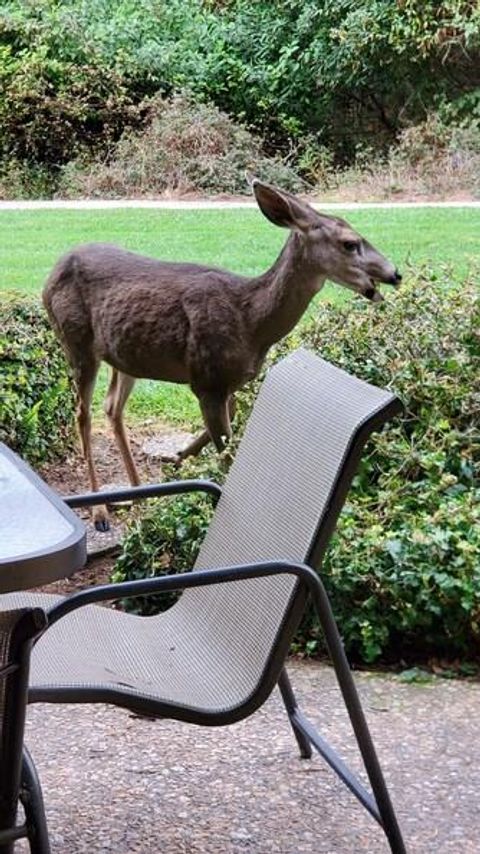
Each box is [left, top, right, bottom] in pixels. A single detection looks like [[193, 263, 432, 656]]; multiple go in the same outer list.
[[43, 180, 401, 530]]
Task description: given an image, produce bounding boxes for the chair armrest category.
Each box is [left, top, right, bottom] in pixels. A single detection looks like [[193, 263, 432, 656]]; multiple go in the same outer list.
[[62, 479, 222, 509], [45, 560, 319, 626]]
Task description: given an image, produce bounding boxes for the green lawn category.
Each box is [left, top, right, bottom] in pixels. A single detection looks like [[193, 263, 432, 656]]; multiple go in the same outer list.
[[3, 206, 479, 294], [2, 206, 479, 426]]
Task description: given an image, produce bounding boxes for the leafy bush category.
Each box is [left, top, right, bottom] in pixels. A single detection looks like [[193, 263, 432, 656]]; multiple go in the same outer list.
[[1, 0, 479, 191], [0, 158, 54, 199], [0, 293, 76, 462], [111, 467, 218, 615], [58, 93, 303, 198], [386, 113, 480, 198], [113, 272, 480, 665], [146, 0, 480, 163], [330, 111, 480, 201], [0, 56, 144, 167], [0, 3, 152, 176], [298, 273, 480, 662]]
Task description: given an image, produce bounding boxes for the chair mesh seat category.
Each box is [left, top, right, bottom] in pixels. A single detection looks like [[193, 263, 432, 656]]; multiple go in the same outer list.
[[1, 350, 396, 719], [2, 588, 290, 714]]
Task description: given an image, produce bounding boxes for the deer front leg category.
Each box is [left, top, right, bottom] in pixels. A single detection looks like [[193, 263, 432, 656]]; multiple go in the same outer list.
[[162, 395, 235, 466], [170, 394, 236, 463], [175, 428, 211, 462], [198, 392, 233, 453]]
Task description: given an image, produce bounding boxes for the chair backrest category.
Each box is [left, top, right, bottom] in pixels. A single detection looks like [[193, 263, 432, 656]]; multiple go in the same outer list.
[[160, 349, 401, 713]]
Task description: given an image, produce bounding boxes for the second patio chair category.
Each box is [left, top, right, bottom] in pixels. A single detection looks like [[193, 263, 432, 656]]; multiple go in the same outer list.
[[2, 348, 406, 853]]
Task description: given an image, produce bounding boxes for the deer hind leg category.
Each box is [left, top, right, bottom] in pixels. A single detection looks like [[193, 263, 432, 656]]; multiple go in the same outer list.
[[104, 369, 140, 487], [74, 360, 111, 531]]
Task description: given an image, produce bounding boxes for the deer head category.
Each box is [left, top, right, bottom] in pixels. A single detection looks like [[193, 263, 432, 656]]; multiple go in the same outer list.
[[253, 180, 401, 302]]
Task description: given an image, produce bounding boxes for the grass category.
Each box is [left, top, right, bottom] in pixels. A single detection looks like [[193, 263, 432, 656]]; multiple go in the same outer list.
[[2, 205, 479, 425], [2, 206, 479, 293]]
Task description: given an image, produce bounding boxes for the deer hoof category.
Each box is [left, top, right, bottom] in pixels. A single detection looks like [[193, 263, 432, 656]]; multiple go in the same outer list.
[[93, 506, 111, 532], [160, 453, 182, 467]]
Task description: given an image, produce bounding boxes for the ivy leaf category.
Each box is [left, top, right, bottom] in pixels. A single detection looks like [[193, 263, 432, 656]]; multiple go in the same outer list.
[[385, 539, 403, 560]]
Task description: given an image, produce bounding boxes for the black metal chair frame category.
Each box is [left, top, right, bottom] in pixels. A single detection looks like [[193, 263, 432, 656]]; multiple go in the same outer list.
[[0, 609, 50, 854], [0, 395, 407, 854]]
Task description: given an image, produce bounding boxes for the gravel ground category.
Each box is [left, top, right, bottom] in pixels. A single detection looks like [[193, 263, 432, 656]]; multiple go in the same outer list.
[[17, 661, 480, 854]]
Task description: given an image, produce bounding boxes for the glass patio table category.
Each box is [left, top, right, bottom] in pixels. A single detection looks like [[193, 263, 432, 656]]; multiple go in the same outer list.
[[0, 442, 86, 593]]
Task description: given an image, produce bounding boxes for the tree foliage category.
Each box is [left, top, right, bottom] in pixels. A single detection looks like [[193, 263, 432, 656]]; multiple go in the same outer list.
[[0, 0, 478, 177]]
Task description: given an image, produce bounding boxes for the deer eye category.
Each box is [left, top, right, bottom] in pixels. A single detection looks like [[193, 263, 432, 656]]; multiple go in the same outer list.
[[343, 240, 359, 253]]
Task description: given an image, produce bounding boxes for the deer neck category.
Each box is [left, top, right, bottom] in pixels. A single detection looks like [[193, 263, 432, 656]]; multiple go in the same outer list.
[[246, 232, 325, 348]]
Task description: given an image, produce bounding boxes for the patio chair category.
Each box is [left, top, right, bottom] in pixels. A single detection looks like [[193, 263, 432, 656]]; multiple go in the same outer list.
[[0, 349, 406, 853]]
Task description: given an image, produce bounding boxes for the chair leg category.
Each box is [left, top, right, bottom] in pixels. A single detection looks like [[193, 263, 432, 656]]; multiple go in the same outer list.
[[294, 575, 406, 854], [20, 748, 51, 854], [278, 668, 312, 759]]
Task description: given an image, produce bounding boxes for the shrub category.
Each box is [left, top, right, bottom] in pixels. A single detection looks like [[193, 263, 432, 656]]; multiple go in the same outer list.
[[111, 461, 219, 615], [0, 49, 147, 171], [0, 158, 54, 199], [387, 114, 480, 198], [297, 272, 480, 663], [336, 113, 480, 201], [58, 93, 303, 198], [1, 0, 479, 188], [112, 272, 480, 664], [0, 293, 76, 463]]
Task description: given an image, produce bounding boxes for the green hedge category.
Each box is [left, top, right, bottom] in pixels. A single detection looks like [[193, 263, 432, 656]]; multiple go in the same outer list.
[[298, 272, 480, 663], [112, 271, 480, 664], [0, 293, 76, 463], [111, 488, 216, 616]]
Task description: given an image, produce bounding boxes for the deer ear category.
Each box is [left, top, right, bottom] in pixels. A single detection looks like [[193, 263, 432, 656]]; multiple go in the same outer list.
[[252, 181, 310, 231]]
